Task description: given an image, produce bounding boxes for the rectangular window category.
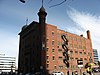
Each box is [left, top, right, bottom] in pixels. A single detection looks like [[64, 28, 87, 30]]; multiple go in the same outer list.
[[80, 52, 82, 55], [70, 57, 74, 60], [59, 66, 63, 69], [58, 41, 60, 45], [52, 31, 54, 36], [70, 51, 73, 54], [58, 57, 63, 60], [80, 58, 83, 60], [46, 47, 49, 51], [69, 43, 73, 47], [84, 52, 86, 55], [52, 40, 54, 45], [58, 49, 62, 52], [76, 65, 78, 69], [71, 65, 74, 69], [83, 46, 86, 49], [75, 58, 78, 60], [47, 64, 49, 68], [47, 56, 49, 60], [79, 45, 82, 49], [47, 61, 49, 63], [84, 58, 87, 61], [52, 56, 55, 60], [54, 65, 57, 69], [52, 49, 55, 52], [75, 51, 78, 54], [46, 38, 49, 42], [58, 33, 61, 38]]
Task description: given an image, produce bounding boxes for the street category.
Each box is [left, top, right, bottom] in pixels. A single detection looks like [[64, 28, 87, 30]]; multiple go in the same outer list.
[[93, 72, 100, 75]]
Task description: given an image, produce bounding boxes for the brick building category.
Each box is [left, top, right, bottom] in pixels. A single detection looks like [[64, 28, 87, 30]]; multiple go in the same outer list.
[[18, 6, 94, 75]]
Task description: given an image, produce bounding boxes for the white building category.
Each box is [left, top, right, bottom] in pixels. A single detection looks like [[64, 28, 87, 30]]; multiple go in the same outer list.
[[0, 54, 16, 72], [93, 49, 99, 63]]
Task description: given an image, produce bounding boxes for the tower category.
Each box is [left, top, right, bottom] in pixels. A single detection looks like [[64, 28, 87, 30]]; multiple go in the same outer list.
[[38, 5, 47, 25], [38, 5, 47, 44], [38, 5, 47, 74]]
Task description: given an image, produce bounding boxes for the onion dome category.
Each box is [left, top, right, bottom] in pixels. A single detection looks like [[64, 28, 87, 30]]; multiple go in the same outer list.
[[22, 25, 28, 31]]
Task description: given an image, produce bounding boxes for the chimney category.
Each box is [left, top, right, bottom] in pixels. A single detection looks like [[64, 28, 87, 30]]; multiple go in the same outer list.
[[87, 30, 91, 39]]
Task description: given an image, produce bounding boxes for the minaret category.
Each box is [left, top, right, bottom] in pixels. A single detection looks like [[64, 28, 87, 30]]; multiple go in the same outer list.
[[38, 0, 47, 50], [38, 1, 47, 42], [38, 5, 47, 24], [38, 0, 47, 25], [38, 1, 47, 74], [38, 1, 47, 51]]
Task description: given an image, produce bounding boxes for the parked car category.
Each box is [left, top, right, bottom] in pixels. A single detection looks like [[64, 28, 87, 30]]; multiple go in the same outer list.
[[92, 68, 100, 72]]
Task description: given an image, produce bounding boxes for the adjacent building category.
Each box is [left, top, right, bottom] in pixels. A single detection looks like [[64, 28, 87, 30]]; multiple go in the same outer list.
[[18, 6, 94, 75], [0, 54, 16, 73], [93, 49, 98, 63]]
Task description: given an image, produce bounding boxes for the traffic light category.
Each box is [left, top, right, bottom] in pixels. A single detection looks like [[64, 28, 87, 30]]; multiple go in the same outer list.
[[61, 34, 69, 68]]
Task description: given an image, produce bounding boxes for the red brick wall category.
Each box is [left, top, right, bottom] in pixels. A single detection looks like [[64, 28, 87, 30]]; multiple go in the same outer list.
[[45, 24, 94, 74]]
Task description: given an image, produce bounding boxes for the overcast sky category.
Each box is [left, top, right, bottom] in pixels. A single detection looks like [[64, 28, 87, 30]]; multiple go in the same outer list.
[[0, 0, 100, 67]]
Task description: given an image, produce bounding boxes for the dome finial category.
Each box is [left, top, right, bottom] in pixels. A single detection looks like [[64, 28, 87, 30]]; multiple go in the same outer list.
[[39, 0, 45, 12], [42, 0, 43, 6]]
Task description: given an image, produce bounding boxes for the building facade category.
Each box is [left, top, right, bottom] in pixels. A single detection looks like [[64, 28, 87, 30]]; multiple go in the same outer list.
[[0, 54, 16, 73], [18, 6, 94, 75], [45, 25, 94, 74], [93, 49, 98, 63]]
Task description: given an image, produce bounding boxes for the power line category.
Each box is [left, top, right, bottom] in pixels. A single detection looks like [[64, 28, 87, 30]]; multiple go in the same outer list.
[[49, 0, 67, 8]]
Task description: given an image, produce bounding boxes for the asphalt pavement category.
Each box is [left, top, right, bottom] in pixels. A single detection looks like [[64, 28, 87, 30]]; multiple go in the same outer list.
[[93, 72, 100, 75]]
